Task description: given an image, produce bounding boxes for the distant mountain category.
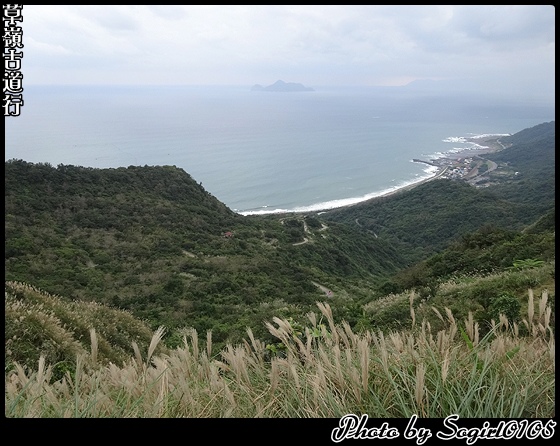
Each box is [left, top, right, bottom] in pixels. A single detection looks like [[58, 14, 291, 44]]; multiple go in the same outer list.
[[251, 80, 314, 92]]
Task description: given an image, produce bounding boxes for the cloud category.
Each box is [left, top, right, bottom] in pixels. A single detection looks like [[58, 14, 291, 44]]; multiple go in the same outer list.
[[147, 5, 187, 21], [25, 37, 74, 56], [18, 5, 554, 99]]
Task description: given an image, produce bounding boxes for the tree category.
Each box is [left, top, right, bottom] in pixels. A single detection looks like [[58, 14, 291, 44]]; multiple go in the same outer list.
[[489, 293, 521, 324]]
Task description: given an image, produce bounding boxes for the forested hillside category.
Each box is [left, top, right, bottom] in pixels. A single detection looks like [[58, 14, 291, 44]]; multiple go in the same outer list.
[[5, 160, 406, 347], [4, 121, 555, 372], [485, 120, 555, 209]]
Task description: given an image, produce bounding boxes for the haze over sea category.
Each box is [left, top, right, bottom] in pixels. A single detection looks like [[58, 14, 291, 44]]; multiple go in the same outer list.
[[5, 85, 554, 215]]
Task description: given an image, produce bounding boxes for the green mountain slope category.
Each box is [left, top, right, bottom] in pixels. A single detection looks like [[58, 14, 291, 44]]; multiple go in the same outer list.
[[4, 121, 554, 354], [5, 160, 407, 347], [376, 216, 555, 297], [5, 280, 160, 376], [484, 120, 555, 208]]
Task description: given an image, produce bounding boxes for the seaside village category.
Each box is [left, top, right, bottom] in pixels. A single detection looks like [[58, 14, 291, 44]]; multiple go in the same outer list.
[[441, 157, 473, 180], [416, 153, 502, 188]]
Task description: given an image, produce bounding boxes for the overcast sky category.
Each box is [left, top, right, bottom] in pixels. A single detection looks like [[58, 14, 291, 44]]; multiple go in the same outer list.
[[20, 5, 555, 99]]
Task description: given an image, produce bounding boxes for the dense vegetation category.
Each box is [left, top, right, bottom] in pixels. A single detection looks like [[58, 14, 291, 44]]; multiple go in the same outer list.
[[5, 284, 555, 418], [4, 121, 555, 418], [5, 160, 407, 348], [5, 281, 161, 379], [485, 121, 555, 210], [377, 214, 555, 298]]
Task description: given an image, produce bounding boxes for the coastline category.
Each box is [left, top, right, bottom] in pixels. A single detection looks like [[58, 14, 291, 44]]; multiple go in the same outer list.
[[239, 133, 509, 216], [327, 134, 508, 211]]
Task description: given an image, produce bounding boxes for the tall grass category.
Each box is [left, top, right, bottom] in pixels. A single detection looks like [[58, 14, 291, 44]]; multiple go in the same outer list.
[[5, 289, 554, 418]]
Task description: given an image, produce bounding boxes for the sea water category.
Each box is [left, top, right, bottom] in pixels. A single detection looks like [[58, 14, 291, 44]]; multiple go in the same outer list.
[[5, 85, 554, 214]]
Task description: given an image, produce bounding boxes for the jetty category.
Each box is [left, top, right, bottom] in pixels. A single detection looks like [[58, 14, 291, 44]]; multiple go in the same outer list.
[[412, 158, 438, 167]]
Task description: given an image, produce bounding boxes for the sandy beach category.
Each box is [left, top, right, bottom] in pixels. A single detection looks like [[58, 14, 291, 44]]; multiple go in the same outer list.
[[250, 134, 511, 216]]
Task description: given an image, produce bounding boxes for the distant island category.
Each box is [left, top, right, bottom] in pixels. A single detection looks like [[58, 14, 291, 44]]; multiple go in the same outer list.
[[251, 80, 314, 92]]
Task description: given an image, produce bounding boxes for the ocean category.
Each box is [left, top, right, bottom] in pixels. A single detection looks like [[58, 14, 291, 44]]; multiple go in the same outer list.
[[5, 85, 555, 215]]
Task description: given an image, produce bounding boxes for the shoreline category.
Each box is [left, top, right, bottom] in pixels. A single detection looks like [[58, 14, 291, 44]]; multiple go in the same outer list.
[[239, 134, 509, 216], [327, 134, 508, 211]]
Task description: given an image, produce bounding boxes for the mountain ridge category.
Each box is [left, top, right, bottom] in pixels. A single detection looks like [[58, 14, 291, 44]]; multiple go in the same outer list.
[[4, 120, 554, 352]]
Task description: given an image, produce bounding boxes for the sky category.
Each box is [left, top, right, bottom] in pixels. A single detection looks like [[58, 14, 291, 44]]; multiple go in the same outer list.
[[18, 5, 555, 100]]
